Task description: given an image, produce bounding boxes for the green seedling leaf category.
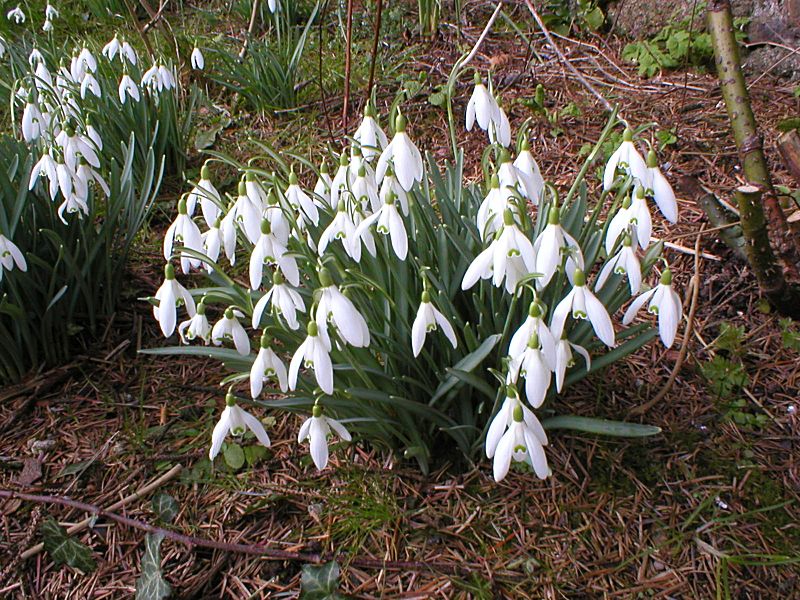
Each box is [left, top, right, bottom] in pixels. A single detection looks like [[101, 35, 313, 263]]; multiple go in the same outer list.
[[244, 444, 269, 466], [223, 443, 245, 470], [541, 415, 661, 437], [135, 532, 171, 600], [300, 561, 345, 599], [40, 518, 96, 572], [151, 493, 180, 524]]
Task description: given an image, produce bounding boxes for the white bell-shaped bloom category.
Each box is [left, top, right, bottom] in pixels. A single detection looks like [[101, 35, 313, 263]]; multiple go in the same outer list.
[[353, 104, 388, 161], [508, 332, 553, 408], [209, 392, 271, 460], [251, 334, 288, 397], [497, 154, 523, 202], [329, 153, 354, 210], [249, 219, 299, 289], [554, 336, 590, 393], [80, 73, 101, 99], [379, 165, 409, 216], [268, 0, 278, 12], [191, 47, 204, 70], [298, 405, 352, 470], [350, 164, 380, 213], [43, 17, 53, 31], [514, 137, 545, 204], [219, 206, 238, 265], [163, 197, 203, 274], [6, 6, 25, 23], [315, 268, 370, 348], [186, 164, 222, 226], [29, 152, 59, 200], [22, 100, 44, 142], [86, 124, 103, 151], [508, 300, 556, 364], [533, 207, 584, 289], [56, 127, 100, 171], [75, 161, 110, 198], [252, 270, 305, 330], [313, 162, 332, 208], [0, 233, 27, 280], [488, 393, 550, 482], [141, 63, 162, 92], [178, 301, 212, 344], [465, 75, 498, 132], [318, 200, 359, 260], [376, 114, 424, 191], [289, 321, 334, 394], [551, 269, 615, 347], [121, 40, 137, 64], [629, 187, 652, 251], [603, 128, 648, 190], [211, 307, 250, 356], [158, 64, 176, 90], [411, 290, 457, 357], [354, 192, 407, 260], [622, 269, 682, 349], [476, 175, 505, 241], [488, 101, 511, 148], [285, 170, 319, 226], [231, 180, 263, 244], [644, 150, 678, 223], [595, 236, 641, 295], [118, 74, 140, 104], [45, 4, 58, 20], [102, 35, 121, 60], [153, 263, 196, 337], [201, 219, 222, 272]]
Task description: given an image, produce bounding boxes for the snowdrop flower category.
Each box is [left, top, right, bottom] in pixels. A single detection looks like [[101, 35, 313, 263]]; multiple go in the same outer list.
[[158, 64, 176, 90], [379, 165, 409, 216], [487, 391, 550, 482], [262, 189, 291, 246], [318, 200, 359, 260], [103, 34, 136, 64], [497, 151, 523, 202], [212, 307, 251, 355], [298, 405, 352, 470], [509, 332, 553, 408], [603, 127, 648, 191], [153, 263, 196, 337], [329, 153, 354, 210], [623, 268, 682, 348], [285, 169, 319, 226], [102, 35, 122, 60], [45, 4, 58, 20], [0, 234, 27, 280], [351, 164, 380, 212], [209, 391, 271, 461], [191, 46, 204, 70], [313, 161, 332, 208], [80, 72, 101, 99], [315, 268, 370, 348], [7, 6, 25, 23], [178, 300, 212, 344], [118, 73, 140, 103], [219, 203, 239, 265], [551, 269, 615, 347], [76, 48, 97, 76], [508, 300, 556, 363], [466, 72, 498, 133], [201, 217, 223, 272], [231, 180, 263, 244], [289, 321, 334, 394], [354, 192, 407, 260], [645, 150, 678, 223], [56, 126, 100, 171], [486, 388, 547, 458], [476, 175, 505, 241], [251, 333, 288, 397], [75, 160, 110, 198], [462, 210, 536, 294], [187, 164, 223, 227], [163, 197, 203, 274], [21, 96, 44, 142], [353, 103, 388, 161], [29, 152, 59, 199], [595, 235, 641, 295], [376, 114, 424, 191], [252, 269, 305, 330], [533, 207, 584, 289], [489, 98, 511, 147], [554, 334, 590, 393], [249, 219, 299, 290], [141, 62, 163, 92], [411, 290, 457, 357], [268, 0, 278, 12], [43, 18, 53, 31], [514, 137, 545, 204]]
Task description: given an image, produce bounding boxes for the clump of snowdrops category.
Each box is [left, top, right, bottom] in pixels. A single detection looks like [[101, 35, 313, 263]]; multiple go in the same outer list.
[[148, 72, 682, 479], [0, 14, 195, 381]]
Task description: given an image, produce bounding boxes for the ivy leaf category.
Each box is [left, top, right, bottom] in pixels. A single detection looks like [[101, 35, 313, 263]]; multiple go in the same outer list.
[[151, 493, 180, 524], [300, 561, 345, 599], [135, 532, 172, 600], [40, 518, 96, 572]]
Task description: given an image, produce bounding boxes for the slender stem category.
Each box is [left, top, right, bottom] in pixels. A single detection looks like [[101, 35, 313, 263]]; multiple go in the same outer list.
[[367, 0, 384, 98], [239, 0, 261, 60], [342, 0, 354, 133]]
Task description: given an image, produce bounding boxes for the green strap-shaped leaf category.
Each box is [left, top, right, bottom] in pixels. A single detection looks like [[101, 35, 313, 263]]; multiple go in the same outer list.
[[541, 415, 661, 437], [430, 334, 501, 404]]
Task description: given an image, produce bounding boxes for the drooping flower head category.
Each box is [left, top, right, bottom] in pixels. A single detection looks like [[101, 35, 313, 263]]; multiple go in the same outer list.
[[297, 404, 352, 470], [209, 390, 271, 461]]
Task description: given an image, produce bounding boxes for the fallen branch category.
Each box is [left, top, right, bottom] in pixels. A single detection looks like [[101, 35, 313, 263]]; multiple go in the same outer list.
[[3, 490, 465, 574]]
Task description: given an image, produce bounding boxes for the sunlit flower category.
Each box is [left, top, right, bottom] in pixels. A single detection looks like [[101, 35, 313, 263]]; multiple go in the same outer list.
[[285, 169, 319, 227], [379, 165, 409, 216], [645, 150, 678, 224], [289, 321, 334, 394], [376, 114, 424, 191], [313, 161, 332, 208], [508, 332, 553, 408], [80, 72, 101, 99], [350, 164, 380, 213], [178, 300, 212, 344], [187, 164, 223, 227], [231, 179, 263, 244], [329, 153, 354, 210], [353, 103, 388, 161], [191, 47, 204, 70], [551, 269, 615, 347], [201, 218, 222, 272], [252, 269, 305, 330], [45, 4, 58, 20], [0, 233, 27, 280], [554, 335, 590, 393], [7, 6, 25, 23], [211, 307, 251, 355], [411, 290, 457, 357], [488, 99, 511, 147], [118, 73, 140, 103], [251, 333, 288, 397], [219, 203, 239, 265], [476, 175, 504, 241], [209, 391, 271, 460], [508, 300, 556, 363], [56, 126, 100, 171], [514, 137, 545, 204], [603, 127, 648, 190], [487, 390, 550, 482], [354, 191, 407, 260], [318, 200, 359, 260], [622, 268, 682, 348], [153, 263, 196, 337], [297, 405, 351, 470], [315, 268, 370, 348], [29, 152, 59, 200], [163, 197, 203, 274], [533, 207, 584, 289], [250, 219, 298, 289], [466, 73, 498, 133], [21, 97, 44, 142], [76, 160, 110, 198], [595, 235, 641, 295]]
